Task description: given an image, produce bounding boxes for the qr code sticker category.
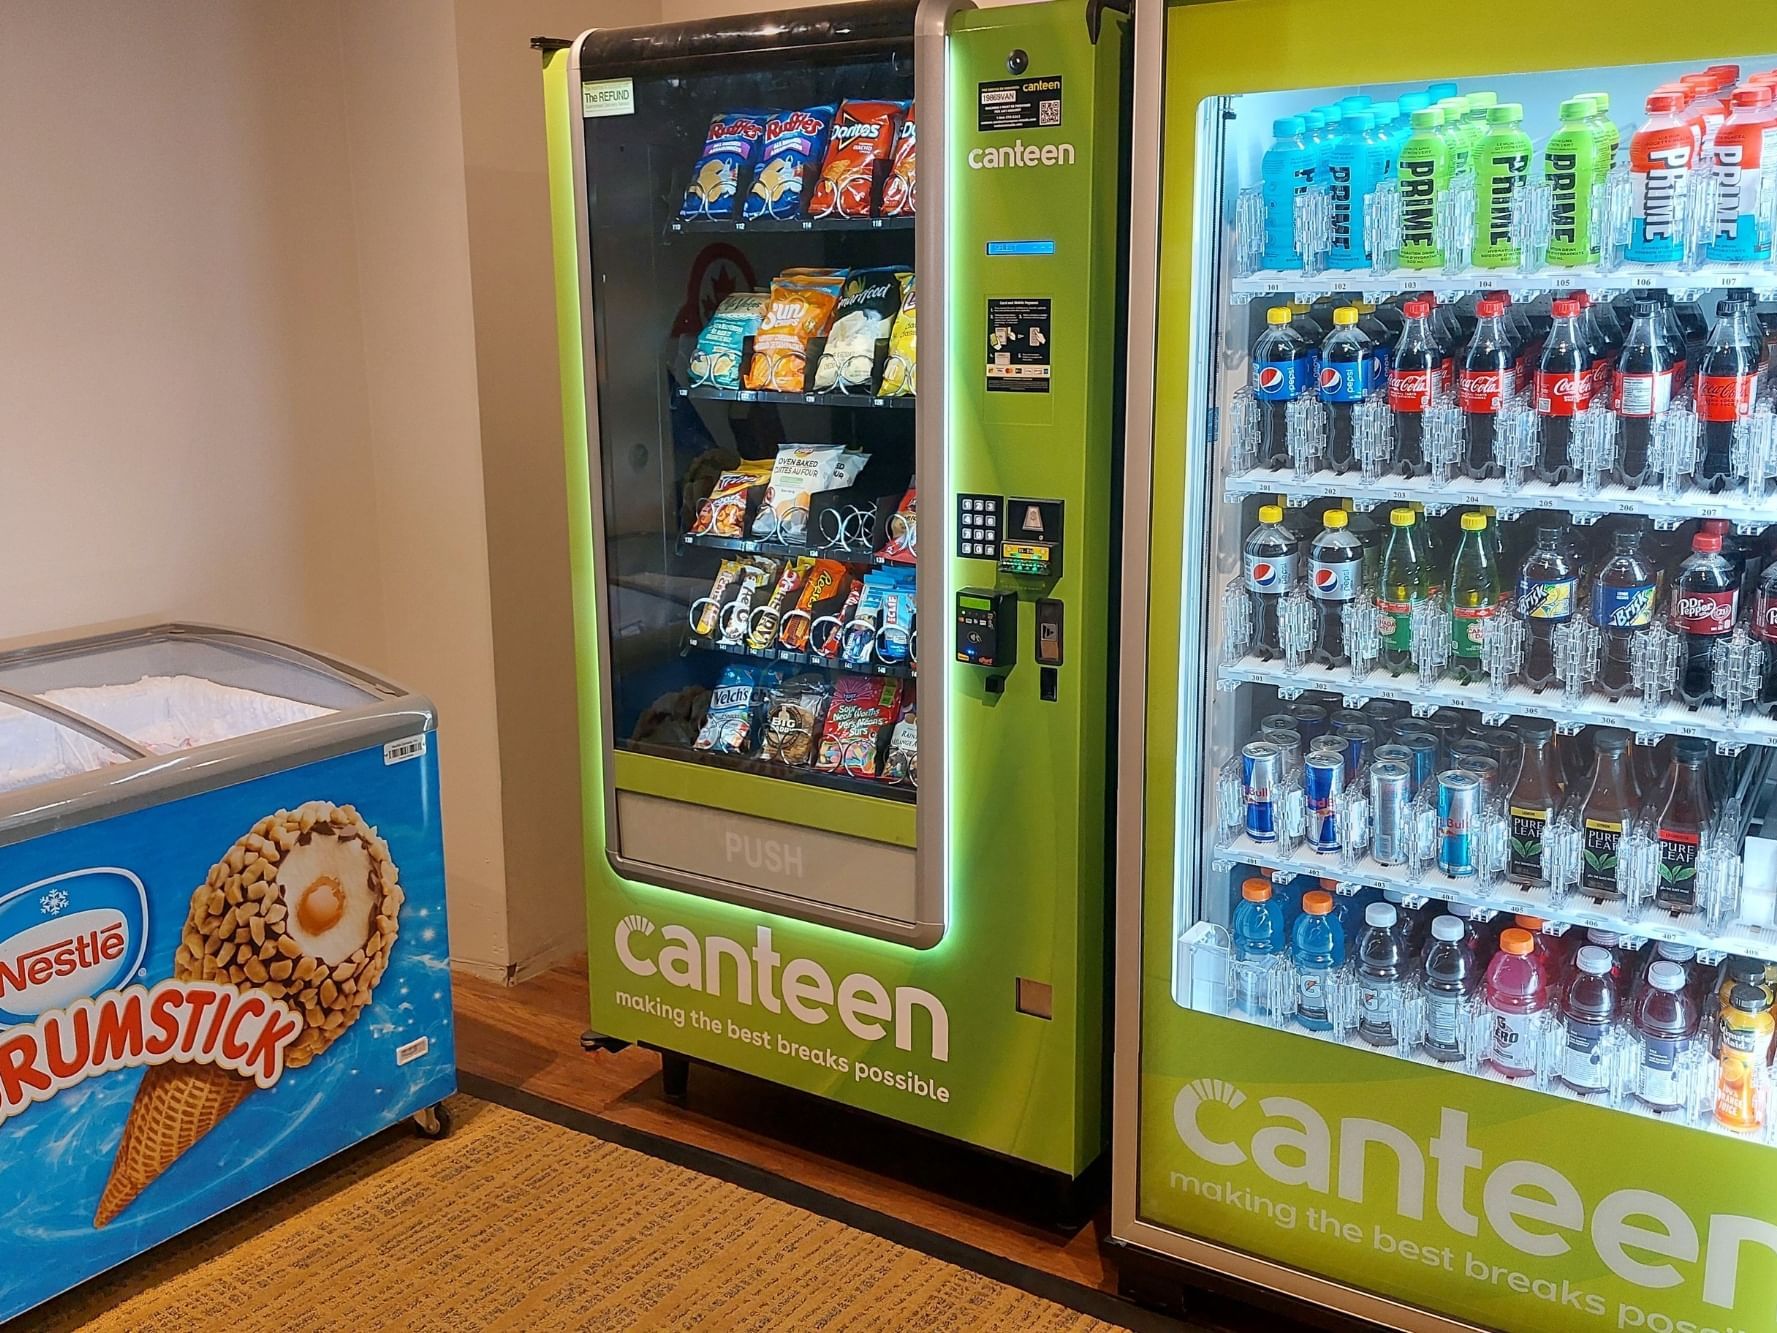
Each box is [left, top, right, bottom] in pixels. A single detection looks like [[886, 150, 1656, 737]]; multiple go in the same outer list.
[[1039, 99, 1061, 127]]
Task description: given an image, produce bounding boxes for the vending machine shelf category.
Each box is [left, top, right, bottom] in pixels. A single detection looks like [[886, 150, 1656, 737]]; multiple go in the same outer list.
[[1231, 264, 1777, 302], [1220, 655, 1777, 751], [1215, 833, 1777, 965], [668, 215, 915, 236], [679, 531, 907, 568], [622, 737, 916, 804], [1225, 467, 1777, 529], [678, 385, 914, 411], [683, 632, 917, 679]]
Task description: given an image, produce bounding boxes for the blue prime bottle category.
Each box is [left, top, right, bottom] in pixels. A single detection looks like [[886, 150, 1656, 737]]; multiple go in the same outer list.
[[1426, 80, 1459, 102], [1327, 112, 1387, 270], [1232, 877, 1288, 1015], [1372, 101, 1403, 172], [1292, 888, 1347, 1031], [1261, 116, 1317, 270]]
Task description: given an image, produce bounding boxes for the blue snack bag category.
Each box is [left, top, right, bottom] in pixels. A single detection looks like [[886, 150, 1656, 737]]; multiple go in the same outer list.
[[742, 105, 836, 221], [680, 110, 769, 220]]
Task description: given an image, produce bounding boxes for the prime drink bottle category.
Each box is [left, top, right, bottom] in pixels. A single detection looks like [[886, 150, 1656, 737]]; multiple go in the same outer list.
[[1472, 104, 1532, 269], [1545, 98, 1601, 267], [1397, 109, 1451, 270]]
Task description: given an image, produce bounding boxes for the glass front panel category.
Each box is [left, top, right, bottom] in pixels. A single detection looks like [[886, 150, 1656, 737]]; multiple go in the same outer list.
[[1177, 56, 1777, 1139], [0, 700, 131, 794], [583, 54, 919, 801]]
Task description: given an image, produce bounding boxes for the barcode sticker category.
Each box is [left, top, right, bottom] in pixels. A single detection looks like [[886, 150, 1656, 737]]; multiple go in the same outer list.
[[396, 1036, 430, 1067], [384, 735, 428, 765]]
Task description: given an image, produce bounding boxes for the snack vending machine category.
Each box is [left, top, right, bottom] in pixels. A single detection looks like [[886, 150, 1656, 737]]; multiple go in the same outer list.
[[1112, 1, 1777, 1328], [541, 0, 1126, 1181]]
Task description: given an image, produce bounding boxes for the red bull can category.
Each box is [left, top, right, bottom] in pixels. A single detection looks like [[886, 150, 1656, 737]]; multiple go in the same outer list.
[[1242, 741, 1282, 843], [1305, 751, 1344, 853], [1370, 760, 1412, 866], [1437, 770, 1481, 878]]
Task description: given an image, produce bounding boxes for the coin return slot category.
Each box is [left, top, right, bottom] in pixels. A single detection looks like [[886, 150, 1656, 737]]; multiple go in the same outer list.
[[1016, 978, 1053, 1019]]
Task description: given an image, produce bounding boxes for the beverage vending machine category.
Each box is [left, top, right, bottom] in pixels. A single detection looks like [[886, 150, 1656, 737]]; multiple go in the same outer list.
[[1111, 1, 1777, 1327], [542, 0, 1126, 1185]]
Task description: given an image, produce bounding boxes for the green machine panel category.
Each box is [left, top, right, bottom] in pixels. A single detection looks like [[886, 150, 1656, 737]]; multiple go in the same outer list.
[[543, 0, 1128, 1177]]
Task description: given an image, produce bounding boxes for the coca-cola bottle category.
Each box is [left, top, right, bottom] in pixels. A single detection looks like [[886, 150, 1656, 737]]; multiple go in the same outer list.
[[1388, 299, 1444, 475], [1535, 299, 1591, 484], [1753, 557, 1777, 714], [1695, 299, 1761, 493], [1611, 300, 1677, 488], [1593, 528, 1658, 695], [1460, 300, 1514, 481], [1672, 531, 1738, 706], [1584, 293, 1624, 401]]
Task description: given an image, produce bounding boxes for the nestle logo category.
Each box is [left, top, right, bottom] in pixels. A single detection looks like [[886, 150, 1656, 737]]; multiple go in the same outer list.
[[0, 869, 148, 1026]]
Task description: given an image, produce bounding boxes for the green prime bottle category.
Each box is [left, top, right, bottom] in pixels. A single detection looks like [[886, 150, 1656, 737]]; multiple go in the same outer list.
[[1473, 103, 1533, 269], [1545, 97, 1600, 266], [1398, 108, 1452, 269], [1578, 90, 1621, 177], [1436, 95, 1475, 173]]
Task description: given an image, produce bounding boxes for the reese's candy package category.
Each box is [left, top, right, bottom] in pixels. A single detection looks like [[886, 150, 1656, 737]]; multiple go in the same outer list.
[[747, 557, 812, 651], [878, 274, 917, 398], [882, 698, 917, 786], [692, 558, 746, 637], [816, 675, 905, 777], [744, 269, 846, 393], [689, 460, 771, 538], [680, 110, 769, 220], [882, 103, 916, 217], [813, 268, 909, 394], [878, 486, 917, 565], [760, 673, 833, 767], [779, 558, 848, 651], [752, 442, 846, 541], [808, 100, 905, 218], [742, 106, 835, 221], [690, 292, 767, 389], [694, 663, 787, 754]]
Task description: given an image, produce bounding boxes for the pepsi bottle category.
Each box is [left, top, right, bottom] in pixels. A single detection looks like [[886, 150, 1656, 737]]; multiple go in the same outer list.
[[1252, 307, 1312, 468], [1245, 504, 1300, 659], [1611, 300, 1675, 488], [1459, 299, 1513, 480], [1534, 298, 1591, 484], [1319, 307, 1375, 473], [1388, 299, 1443, 475], [1310, 508, 1366, 667]]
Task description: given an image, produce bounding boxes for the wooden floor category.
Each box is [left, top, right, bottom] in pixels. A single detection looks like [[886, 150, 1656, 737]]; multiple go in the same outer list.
[[453, 960, 1120, 1295]]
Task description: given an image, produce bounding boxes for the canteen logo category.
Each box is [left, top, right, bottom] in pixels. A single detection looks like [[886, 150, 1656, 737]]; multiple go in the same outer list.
[[0, 869, 148, 1026]]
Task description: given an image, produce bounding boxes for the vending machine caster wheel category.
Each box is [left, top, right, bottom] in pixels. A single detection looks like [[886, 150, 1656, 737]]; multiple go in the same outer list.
[[580, 1030, 629, 1054], [660, 1052, 691, 1103], [413, 1102, 453, 1141]]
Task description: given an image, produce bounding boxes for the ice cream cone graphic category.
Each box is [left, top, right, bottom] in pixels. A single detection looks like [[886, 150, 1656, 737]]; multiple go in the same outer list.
[[94, 801, 402, 1227]]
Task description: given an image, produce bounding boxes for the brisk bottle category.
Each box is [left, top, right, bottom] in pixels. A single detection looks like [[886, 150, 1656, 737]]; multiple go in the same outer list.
[[1515, 524, 1578, 690], [1592, 528, 1658, 694]]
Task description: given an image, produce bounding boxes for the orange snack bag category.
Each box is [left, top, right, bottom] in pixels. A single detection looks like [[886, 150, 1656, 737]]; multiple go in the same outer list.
[[881, 103, 916, 217], [743, 270, 845, 392]]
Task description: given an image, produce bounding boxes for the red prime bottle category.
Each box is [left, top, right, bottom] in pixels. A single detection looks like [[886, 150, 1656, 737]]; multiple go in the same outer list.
[[1460, 299, 1513, 480], [1535, 299, 1591, 484], [1672, 530, 1737, 706]]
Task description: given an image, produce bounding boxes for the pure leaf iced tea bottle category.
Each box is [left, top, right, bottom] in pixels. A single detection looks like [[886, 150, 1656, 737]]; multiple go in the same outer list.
[[1505, 717, 1562, 889], [1651, 737, 1713, 912], [1578, 728, 1639, 900]]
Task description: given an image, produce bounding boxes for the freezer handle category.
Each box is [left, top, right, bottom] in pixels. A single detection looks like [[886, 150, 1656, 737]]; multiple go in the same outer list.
[[0, 687, 148, 760]]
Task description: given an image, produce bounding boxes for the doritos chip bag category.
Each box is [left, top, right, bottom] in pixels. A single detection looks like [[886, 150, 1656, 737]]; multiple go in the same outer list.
[[882, 103, 916, 217], [742, 106, 835, 221], [808, 100, 905, 218], [679, 110, 769, 220], [744, 269, 845, 392]]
